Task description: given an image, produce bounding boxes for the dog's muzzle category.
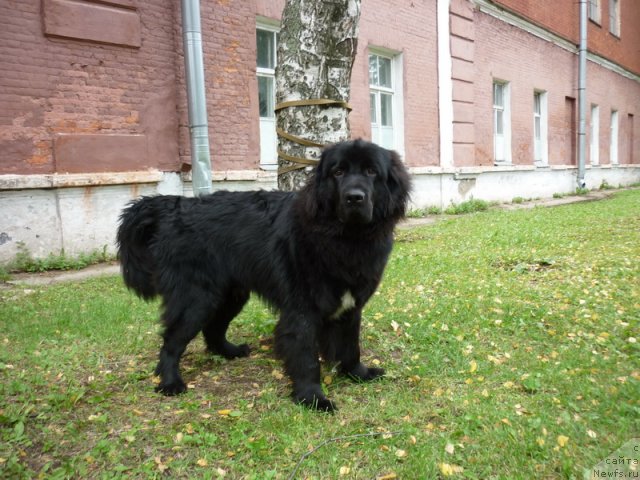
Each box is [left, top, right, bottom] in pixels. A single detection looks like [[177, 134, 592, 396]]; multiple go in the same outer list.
[[339, 187, 373, 224]]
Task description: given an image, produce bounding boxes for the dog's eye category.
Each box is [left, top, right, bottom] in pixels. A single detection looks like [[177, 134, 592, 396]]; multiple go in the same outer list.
[[333, 169, 344, 178], [366, 168, 377, 177]]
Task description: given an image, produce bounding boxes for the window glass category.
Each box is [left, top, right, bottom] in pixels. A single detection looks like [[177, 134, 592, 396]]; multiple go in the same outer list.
[[258, 75, 274, 118], [609, 0, 620, 35], [256, 30, 275, 69], [378, 57, 392, 88], [370, 93, 377, 123], [495, 110, 504, 135], [493, 83, 504, 107], [368, 55, 378, 86], [381, 93, 393, 126]]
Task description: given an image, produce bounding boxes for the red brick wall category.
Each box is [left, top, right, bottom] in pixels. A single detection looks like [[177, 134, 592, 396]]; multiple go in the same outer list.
[[474, 11, 640, 166], [0, 0, 180, 175], [1, 1, 635, 177], [352, 0, 439, 167], [186, 0, 262, 171], [494, 0, 640, 75]]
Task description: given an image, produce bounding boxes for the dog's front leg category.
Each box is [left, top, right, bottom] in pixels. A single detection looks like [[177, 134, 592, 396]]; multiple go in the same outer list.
[[275, 311, 336, 412], [329, 308, 385, 382]]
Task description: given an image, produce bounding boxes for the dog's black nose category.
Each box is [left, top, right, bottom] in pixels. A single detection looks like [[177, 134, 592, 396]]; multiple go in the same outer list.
[[346, 189, 365, 204]]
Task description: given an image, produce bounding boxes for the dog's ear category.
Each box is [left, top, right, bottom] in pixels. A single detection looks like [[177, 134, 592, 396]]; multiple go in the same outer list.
[[302, 146, 335, 218], [386, 149, 412, 218]]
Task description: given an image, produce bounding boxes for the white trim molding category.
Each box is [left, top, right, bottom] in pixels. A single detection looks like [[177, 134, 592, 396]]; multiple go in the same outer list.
[[0, 171, 163, 191]]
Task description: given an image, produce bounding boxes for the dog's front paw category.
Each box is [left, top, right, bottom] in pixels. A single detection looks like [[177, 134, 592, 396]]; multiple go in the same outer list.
[[343, 362, 385, 382], [155, 379, 187, 396], [221, 342, 251, 359], [293, 386, 337, 412]]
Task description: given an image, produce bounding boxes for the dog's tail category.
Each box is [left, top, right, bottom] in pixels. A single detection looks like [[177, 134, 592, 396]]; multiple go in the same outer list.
[[116, 196, 167, 300]]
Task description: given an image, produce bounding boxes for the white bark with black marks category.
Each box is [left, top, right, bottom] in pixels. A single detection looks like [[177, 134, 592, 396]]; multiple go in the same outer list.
[[275, 0, 361, 191]]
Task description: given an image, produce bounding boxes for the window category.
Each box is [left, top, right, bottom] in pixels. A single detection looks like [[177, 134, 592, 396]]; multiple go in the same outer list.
[[590, 104, 600, 165], [533, 91, 548, 165], [369, 50, 403, 153], [256, 23, 278, 169], [588, 0, 601, 24], [493, 81, 511, 164], [610, 110, 619, 165], [609, 0, 620, 36]]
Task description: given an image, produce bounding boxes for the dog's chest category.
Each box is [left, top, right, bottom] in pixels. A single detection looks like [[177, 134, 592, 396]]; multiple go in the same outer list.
[[329, 291, 356, 320]]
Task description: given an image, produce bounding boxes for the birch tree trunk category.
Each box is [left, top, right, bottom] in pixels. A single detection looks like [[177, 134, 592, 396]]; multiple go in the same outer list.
[[275, 0, 361, 191]]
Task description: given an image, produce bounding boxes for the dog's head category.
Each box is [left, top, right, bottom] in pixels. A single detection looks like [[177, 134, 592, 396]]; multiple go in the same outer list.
[[304, 139, 411, 225]]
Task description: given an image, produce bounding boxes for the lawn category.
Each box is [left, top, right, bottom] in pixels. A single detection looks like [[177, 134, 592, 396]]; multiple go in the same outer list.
[[1, 190, 639, 479]]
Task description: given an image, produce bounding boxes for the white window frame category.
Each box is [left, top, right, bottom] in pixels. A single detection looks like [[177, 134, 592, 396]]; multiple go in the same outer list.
[[533, 90, 548, 166], [368, 47, 404, 157], [590, 104, 600, 166], [609, 0, 620, 37], [493, 80, 512, 164], [610, 110, 619, 165], [256, 19, 279, 170], [588, 0, 601, 24]]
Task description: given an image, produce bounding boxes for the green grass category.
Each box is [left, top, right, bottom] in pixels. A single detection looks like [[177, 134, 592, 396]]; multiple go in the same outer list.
[[407, 205, 442, 218], [444, 198, 491, 215], [1, 190, 639, 479], [5, 242, 114, 274]]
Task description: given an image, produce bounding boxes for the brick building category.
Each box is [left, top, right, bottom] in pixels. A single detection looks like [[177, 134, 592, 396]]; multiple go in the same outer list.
[[1, 0, 639, 261]]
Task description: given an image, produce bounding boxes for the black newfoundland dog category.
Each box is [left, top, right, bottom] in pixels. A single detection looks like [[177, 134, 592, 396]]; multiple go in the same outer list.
[[117, 139, 411, 411]]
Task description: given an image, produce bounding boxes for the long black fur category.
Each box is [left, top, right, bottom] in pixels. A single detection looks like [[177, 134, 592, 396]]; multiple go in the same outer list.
[[117, 139, 411, 411]]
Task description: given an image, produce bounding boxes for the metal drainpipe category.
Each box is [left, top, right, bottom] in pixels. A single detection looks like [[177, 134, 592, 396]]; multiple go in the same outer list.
[[577, 0, 587, 189], [181, 0, 212, 196]]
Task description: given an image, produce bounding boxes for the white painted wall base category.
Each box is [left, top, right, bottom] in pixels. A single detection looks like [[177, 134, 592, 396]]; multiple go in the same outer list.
[[1, 164, 638, 264], [409, 165, 640, 210], [0, 171, 278, 264]]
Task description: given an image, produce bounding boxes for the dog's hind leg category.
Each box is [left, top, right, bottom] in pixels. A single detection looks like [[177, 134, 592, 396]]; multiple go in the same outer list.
[[155, 294, 212, 395], [202, 287, 251, 359]]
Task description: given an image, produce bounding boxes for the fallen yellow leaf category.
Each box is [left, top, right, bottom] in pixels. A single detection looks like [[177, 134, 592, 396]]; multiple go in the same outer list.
[[196, 458, 208, 467], [439, 463, 464, 476], [469, 360, 478, 373], [557, 435, 569, 447], [376, 474, 397, 480]]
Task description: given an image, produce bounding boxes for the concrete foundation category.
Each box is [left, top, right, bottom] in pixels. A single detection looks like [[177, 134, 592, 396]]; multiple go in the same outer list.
[[1, 164, 638, 264]]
